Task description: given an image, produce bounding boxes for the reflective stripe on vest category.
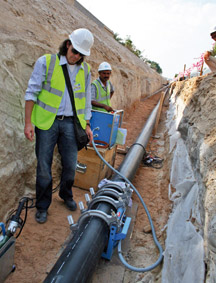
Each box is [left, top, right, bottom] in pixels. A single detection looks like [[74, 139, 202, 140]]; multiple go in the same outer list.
[[31, 54, 89, 130], [41, 54, 63, 97], [37, 100, 57, 114], [73, 62, 89, 128], [93, 79, 111, 102]]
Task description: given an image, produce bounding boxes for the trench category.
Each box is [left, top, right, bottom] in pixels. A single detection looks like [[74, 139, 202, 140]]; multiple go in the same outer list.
[[5, 91, 171, 283]]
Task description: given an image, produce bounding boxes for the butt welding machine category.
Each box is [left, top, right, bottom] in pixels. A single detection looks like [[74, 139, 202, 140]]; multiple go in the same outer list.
[[68, 182, 133, 260], [66, 137, 164, 273]]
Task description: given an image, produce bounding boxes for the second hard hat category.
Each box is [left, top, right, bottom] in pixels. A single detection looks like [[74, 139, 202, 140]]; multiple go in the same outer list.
[[210, 25, 216, 35], [98, 62, 112, 72], [69, 28, 94, 56]]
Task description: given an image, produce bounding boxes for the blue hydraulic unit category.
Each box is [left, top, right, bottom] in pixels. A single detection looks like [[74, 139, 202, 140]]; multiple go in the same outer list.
[[102, 211, 131, 260], [90, 109, 124, 148]]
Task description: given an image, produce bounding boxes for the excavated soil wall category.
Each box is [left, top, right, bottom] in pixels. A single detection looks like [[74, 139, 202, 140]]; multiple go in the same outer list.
[[163, 73, 216, 282]]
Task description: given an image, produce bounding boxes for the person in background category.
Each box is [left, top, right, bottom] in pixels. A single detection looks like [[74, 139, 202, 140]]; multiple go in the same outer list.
[[91, 62, 114, 112], [204, 26, 216, 72], [24, 28, 94, 224]]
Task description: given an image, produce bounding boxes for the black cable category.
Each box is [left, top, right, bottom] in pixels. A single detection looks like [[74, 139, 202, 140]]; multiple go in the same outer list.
[[142, 153, 164, 169], [130, 142, 146, 153], [3, 181, 60, 239], [52, 182, 61, 193], [15, 198, 29, 239], [5, 197, 35, 239]]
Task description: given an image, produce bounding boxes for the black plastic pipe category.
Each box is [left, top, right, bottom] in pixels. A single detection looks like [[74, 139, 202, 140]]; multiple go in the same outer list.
[[44, 203, 111, 283], [112, 101, 160, 182], [44, 96, 162, 283]]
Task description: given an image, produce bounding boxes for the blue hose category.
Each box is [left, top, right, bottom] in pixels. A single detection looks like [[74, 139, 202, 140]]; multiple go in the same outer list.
[[91, 134, 163, 272]]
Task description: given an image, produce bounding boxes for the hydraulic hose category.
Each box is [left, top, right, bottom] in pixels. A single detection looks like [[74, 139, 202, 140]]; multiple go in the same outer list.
[[91, 135, 163, 272]]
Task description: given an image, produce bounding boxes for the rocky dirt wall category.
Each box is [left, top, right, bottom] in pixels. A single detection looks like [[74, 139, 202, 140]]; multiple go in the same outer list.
[[0, 0, 166, 220], [167, 73, 216, 281]]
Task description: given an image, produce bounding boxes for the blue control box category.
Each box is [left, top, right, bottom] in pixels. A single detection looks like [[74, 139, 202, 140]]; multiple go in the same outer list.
[[90, 110, 121, 147]]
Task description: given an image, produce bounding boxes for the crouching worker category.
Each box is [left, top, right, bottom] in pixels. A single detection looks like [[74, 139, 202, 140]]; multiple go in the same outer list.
[[24, 28, 94, 224], [204, 26, 216, 72], [91, 62, 115, 112]]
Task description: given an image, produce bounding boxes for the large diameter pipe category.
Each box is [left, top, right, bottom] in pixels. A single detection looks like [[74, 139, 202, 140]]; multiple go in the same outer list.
[[44, 97, 162, 283], [44, 203, 111, 283]]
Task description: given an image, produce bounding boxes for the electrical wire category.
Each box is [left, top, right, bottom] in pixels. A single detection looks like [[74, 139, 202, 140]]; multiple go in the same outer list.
[[15, 198, 29, 239], [5, 197, 35, 239], [92, 132, 163, 272], [5, 181, 60, 238], [52, 182, 61, 193], [142, 153, 164, 169]]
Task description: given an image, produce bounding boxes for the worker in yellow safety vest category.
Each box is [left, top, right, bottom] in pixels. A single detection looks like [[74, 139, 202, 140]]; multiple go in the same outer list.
[[24, 28, 94, 224], [91, 62, 115, 112]]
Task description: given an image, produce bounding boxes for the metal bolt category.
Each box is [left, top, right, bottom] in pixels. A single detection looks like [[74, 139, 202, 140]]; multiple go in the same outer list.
[[85, 194, 91, 205], [79, 201, 85, 212], [67, 215, 74, 226], [89, 187, 95, 197]]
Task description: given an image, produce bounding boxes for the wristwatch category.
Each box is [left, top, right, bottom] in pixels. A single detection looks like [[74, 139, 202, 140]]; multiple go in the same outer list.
[[86, 122, 91, 127]]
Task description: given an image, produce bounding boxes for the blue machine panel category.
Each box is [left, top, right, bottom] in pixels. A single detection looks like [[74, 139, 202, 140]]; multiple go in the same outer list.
[[90, 110, 120, 147]]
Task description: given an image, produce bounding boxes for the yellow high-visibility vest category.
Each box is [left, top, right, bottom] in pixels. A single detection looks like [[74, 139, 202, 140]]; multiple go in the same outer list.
[[92, 79, 111, 112], [31, 54, 90, 129]]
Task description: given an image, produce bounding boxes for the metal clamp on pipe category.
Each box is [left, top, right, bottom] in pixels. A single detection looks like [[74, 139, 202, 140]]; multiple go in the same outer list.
[[87, 195, 125, 211], [69, 210, 119, 232], [95, 189, 125, 199], [95, 189, 132, 205], [99, 182, 133, 195]]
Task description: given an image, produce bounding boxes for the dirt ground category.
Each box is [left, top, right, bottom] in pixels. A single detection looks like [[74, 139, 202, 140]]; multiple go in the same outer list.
[[5, 92, 171, 283]]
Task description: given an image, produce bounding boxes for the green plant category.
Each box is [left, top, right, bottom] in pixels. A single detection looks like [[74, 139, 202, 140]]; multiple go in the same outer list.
[[113, 33, 162, 74]]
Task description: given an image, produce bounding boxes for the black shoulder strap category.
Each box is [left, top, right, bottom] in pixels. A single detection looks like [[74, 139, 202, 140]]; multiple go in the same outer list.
[[61, 64, 78, 119]]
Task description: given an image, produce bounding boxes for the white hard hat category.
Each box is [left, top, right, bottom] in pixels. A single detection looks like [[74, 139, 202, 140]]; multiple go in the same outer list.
[[69, 28, 94, 56], [210, 25, 216, 34], [98, 62, 112, 72]]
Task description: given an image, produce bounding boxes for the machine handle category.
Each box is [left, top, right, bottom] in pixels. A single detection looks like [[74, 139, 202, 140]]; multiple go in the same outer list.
[[113, 110, 124, 127]]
